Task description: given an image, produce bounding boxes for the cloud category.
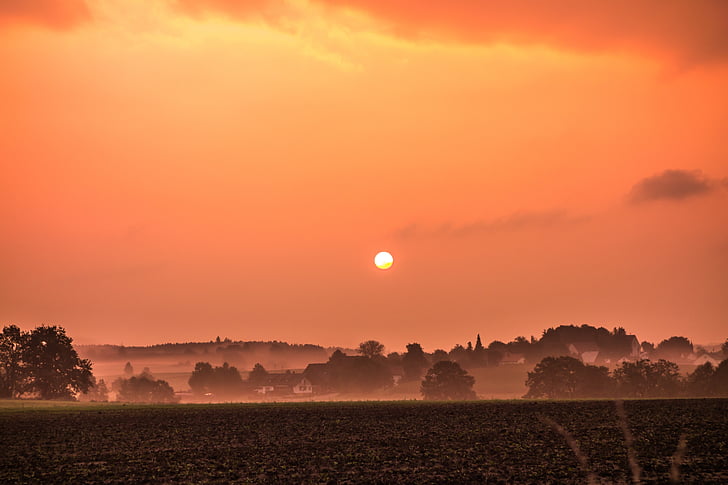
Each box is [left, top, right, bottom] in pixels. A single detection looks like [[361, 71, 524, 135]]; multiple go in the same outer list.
[[395, 210, 590, 239], [176, 0, 728, 64], [627, 169, 719, 204], [0, 0, 91, 30]]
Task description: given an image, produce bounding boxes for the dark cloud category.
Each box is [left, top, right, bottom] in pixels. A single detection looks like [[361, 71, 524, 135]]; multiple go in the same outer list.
[[628, 169, 717, 204], [395, 210, 590, 239], [177, 0, 728, 64], [0, 0, 91, 30]]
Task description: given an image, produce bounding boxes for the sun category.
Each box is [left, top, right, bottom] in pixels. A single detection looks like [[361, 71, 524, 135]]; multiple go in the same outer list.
[[374, 251, 394, 270]]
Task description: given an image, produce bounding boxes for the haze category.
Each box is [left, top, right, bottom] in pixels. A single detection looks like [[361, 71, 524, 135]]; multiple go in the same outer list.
[[1, 0, 727, 351]]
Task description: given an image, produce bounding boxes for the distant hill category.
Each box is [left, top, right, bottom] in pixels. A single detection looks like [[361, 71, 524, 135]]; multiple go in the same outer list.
[[77, 340, 343, 375]]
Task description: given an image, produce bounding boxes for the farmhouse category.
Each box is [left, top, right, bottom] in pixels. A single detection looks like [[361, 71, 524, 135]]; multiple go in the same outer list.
[[568, 341, 600, 364], [500, 352, 525, 365]]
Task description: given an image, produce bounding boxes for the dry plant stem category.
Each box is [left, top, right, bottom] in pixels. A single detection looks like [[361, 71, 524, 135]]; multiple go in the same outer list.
[[615, 400, 641, 484], [670, 433, 687, 484], [539, 415, 598, 485]]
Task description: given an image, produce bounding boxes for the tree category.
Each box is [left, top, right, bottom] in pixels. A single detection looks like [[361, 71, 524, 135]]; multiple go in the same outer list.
[[124, 362, 134, 377], [430, 349, 449, 364], [358, 340, 385, 359], [686, 362, 716, 396], [248, 363, 269, 385], [189, 361, 244, 397], [116, 375, 178, 403], [525, 356, 611, 399], [421, 361, 476, 400], [655, 336, 693, 360], [714, 359, 728, 396], [189, 362, 214, 394], [641, 341, 655, 355], [80, 377, 109, 402], [649, 359, 682, 396], [613, 359, 681, 398], [613, 360, 651, 398], [474, 334, 484, 352], [721, 339, 728, 358], [0, 325, 28, 398], [402, 343, 429, 381], [23, 326, 93, 400]]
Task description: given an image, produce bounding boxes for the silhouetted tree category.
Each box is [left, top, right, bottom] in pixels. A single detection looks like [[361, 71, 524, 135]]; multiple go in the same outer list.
[[116, 375, 177, 403], [474, 334, 484, 352], [721, 339, 728, 358], [358, 340, 385, 359], [0, 325, 28, 398], [448, 344, 469, 365], [525, 356, 611, 399], [23, 326, 93, 400], [402, 343, 429, 381], [248, 363, 269, 385], [655, 337, 693, 360], [686, 362, 716, 396], [714, 359, 728, 396], [421, 361, 476, 400], [81, 377, 109, 402], [385, 352, 402, 366], [641, 341, 655, 356], [430, 349, 449, 364], [189, 361, 244, 397], [613, 359, 681, 398], [124, 362, 134, 376]]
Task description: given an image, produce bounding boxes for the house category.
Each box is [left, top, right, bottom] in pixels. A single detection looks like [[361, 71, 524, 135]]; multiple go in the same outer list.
[[302, 363, 333, 394], [568, 341, 600, 364], [626, 335, 641, 360], [292, 377, 314, 394], [690, 354, 721, 366], [255, 371, 304, 395], [500, 352, 525, 365]]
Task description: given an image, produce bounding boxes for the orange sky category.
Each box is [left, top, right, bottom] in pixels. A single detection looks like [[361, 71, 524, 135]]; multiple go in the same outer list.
[[1, 0, 727, 351]]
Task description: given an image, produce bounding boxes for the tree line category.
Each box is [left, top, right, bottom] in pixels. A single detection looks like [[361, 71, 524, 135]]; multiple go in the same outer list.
[[525, 356, 728, 399]]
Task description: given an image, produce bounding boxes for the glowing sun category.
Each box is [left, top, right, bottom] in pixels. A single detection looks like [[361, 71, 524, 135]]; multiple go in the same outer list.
[[374, 251, 394, 270]]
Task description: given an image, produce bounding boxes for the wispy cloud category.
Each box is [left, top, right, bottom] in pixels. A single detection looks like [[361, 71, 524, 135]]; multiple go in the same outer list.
[[627, 169, 721, 204], [176, 0, 728, 65], [0, 0, 91, 30], [394, 210, 590, 239]]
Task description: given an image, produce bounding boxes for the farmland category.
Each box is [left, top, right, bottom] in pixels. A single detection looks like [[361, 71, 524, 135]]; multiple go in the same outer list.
[[1, 399, 726, 483]]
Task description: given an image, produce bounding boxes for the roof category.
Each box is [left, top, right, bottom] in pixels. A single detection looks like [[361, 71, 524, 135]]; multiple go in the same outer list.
[[303, 363, 332, 386], [568, 341, 600, 354]]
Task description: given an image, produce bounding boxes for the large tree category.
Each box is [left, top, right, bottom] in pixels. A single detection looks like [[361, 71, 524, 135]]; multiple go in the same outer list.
[[189, 361, 244, 397], [248, 363, 269, 385], [613, 359, 681, 398], [402, 343, 429, 381], [358, 340, 385, 359], [421, 360, 476, 400], [654, 336, 693, 360], [524, 356, 611, 399], [23, 326, 93, 400], [686, 362, 716, 396], [116, 375, 177, 403], [0, 325, 28, 398]]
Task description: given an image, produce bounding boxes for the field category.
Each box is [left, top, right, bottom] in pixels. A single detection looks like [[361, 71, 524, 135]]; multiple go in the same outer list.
[[1, 399, 726, 483]]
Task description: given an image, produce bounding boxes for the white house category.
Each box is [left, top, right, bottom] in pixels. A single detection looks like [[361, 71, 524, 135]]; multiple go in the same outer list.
[[292, 377, 314, 394]]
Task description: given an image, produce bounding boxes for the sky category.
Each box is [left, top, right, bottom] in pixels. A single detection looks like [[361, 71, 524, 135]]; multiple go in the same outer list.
[[1, 0, 727, 352]]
